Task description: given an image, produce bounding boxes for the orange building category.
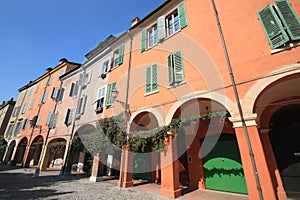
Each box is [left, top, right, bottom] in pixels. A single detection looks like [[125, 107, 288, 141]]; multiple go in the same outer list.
[[100, 0, 300, 199], [13, 59, 80, 171]]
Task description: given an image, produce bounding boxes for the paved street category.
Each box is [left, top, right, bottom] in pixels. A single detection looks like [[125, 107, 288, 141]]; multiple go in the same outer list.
[[0, 164, 249, 200]]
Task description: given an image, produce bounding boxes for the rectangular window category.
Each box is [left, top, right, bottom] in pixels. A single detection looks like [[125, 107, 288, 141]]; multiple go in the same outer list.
[[12, 106, 20, 117], [21, 103, 28, 114], [148, 26, 158, 48], [111, 44, 124, 68], [56, 88, 65, 102], [29, 99, 35, 110], [145, 64, 159, 94], [48, 112, 59, 129], [14, 120, 22, 134], [69, 82, 79, 97], [99, 60, 110, 76], [65, 108, 74, 126], [106, 82, 117, 107], [39, 92, 48, 104], [51, 87, 60, 99], [155, 3, 187, 42], [6, 123, 14, 137], [258, 0, 300, 49], [76, 95, 87, 115], [166, 11, 180, 36], [30, 115, 41, 128], [22, 119, 28, 130], [96, 86, 107, 113], [168, 50, 184, 86], [35, 84, 40, 93]]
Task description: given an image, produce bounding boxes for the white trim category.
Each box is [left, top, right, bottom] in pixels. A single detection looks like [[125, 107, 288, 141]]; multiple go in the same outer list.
[[229, 113, 258, 128]]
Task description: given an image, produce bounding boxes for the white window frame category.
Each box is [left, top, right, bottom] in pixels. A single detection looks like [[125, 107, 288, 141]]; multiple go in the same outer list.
[[148, 26, 158, 48], [99, 60, 110, 76], [166, 11, 180, 36], [96, 86, 107, 110]]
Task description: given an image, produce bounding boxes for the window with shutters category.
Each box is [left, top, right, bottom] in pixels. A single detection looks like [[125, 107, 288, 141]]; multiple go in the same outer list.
[[111, 44, 124, 68], [21, 103, 28, 114], [29, 99, 35, 110], [30, 115, 40, 128], [14, 120, 22, 134], [148, 26, 158, 48], [56, 88, 65, 102], [39, 92, 48, 105], [48, 112, 59, 129], [145, 64, 159, 94], [6, 123, 14, 137], [12, 106, 20, 117], [106, 82, 117, 107], [258, 0, 300, 50], [168, 50, 185, 86], [65, 108, 74, 126], [22, 119, 28, 130], [76, 95, 87, 115], [99, 60, 110, 77], [96, 86, 107, 113], [69, 82, 79, 97], [35, 84, 40, 93], [141, 3, 187, 53]]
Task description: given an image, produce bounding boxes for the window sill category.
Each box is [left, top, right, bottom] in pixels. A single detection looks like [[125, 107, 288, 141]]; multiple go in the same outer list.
[[144, 90, 159, 96], [167, 81, 186, 89], [270, 41, 300, 55]]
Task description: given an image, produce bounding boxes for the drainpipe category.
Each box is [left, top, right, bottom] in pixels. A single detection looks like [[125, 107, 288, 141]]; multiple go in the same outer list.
[[211, 1, 263, 199], [119, 30, 133, 188]]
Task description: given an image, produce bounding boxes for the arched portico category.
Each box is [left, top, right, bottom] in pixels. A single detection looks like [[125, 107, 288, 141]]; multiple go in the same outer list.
[[25, 135, 44, 167], [13, 137, 28, 165], [3, 140, 16, 163], [160, 97, 247, 198], [252, 72, 300, 200]]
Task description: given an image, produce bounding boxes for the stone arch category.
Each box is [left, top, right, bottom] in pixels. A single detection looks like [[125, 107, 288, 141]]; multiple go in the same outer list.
[[165, 91, 235, 125], [129, 108, 164, 128], [25, 135, 44, 167], [243, 64, 300, 115], [3, 140, 16, 163], [14, 137, 28, 164]]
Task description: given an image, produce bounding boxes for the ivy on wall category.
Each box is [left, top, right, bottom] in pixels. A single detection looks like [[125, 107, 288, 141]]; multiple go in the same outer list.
[[98, 111, 228, 153], [47, 141, 66, 154]]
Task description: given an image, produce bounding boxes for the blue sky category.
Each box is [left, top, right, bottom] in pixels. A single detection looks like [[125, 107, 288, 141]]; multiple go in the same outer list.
[[0, 0, 165, 103]]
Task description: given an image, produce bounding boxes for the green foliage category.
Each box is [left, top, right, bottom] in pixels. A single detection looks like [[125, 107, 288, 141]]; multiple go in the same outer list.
[[98, 111, 228, 153], [47, 141, 66, 154]]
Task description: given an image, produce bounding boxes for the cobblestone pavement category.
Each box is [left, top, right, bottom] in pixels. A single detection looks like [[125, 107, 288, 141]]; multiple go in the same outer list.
[[0, 164, 171, 200]]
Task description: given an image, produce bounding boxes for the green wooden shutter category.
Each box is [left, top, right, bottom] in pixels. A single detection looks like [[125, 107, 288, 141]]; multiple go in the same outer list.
[[257, 4, 290, 49], [168, 54, 174, 86], [141, 29, 147, 52], [157, 15, 166, 41], [152, 64, 158, 91], [118, 44, 124, 65], [106, 82, 117, 106], [145, 66, 152, 93], [274, 0, 300, 40], [173, 51, 184, 83], [178, 3, 188, 29]]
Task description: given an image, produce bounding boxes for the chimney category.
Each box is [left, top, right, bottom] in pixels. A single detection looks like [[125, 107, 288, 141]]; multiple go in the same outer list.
[[131, 17, 140, 27], [45, 67, 52, 73], [59, 58, 68, 64]]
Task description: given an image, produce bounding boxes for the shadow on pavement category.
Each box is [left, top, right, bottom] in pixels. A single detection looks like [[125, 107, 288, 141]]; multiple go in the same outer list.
[[0, 164, 86, 199]]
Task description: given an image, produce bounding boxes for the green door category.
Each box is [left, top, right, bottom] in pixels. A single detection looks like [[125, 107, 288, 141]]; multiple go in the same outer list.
[[133, 144, 152, 181], [202, 134, 248, 194]]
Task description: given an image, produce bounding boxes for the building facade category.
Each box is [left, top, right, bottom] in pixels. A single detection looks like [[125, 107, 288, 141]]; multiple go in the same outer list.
[[3, 0, 300, 199]]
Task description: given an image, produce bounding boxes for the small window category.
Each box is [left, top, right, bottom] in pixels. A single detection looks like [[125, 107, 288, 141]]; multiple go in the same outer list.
[[21, 103, 28, 114], [111, 44, 124, 68], [35, 84, 40, 93], [168, 50, 184, 86], [13, 106, 20, 117], [39, 92, 48, 104], [99, 60, 110, 76], [148, 26, 158, 48], [6, 124, 14, 136], [76, 95, 87, 115], [166, 11, 180, 36], [29, 99, 35, 110], [69, 82, 79, 97], [96, 86, 107, 113], [22, 119, 28, 130], [145, 64, 159, 94], [65, 108, 74, 126]]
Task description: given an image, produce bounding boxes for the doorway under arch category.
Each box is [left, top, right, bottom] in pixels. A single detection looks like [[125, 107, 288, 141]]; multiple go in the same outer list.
[[14, 137, 28, 165]]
